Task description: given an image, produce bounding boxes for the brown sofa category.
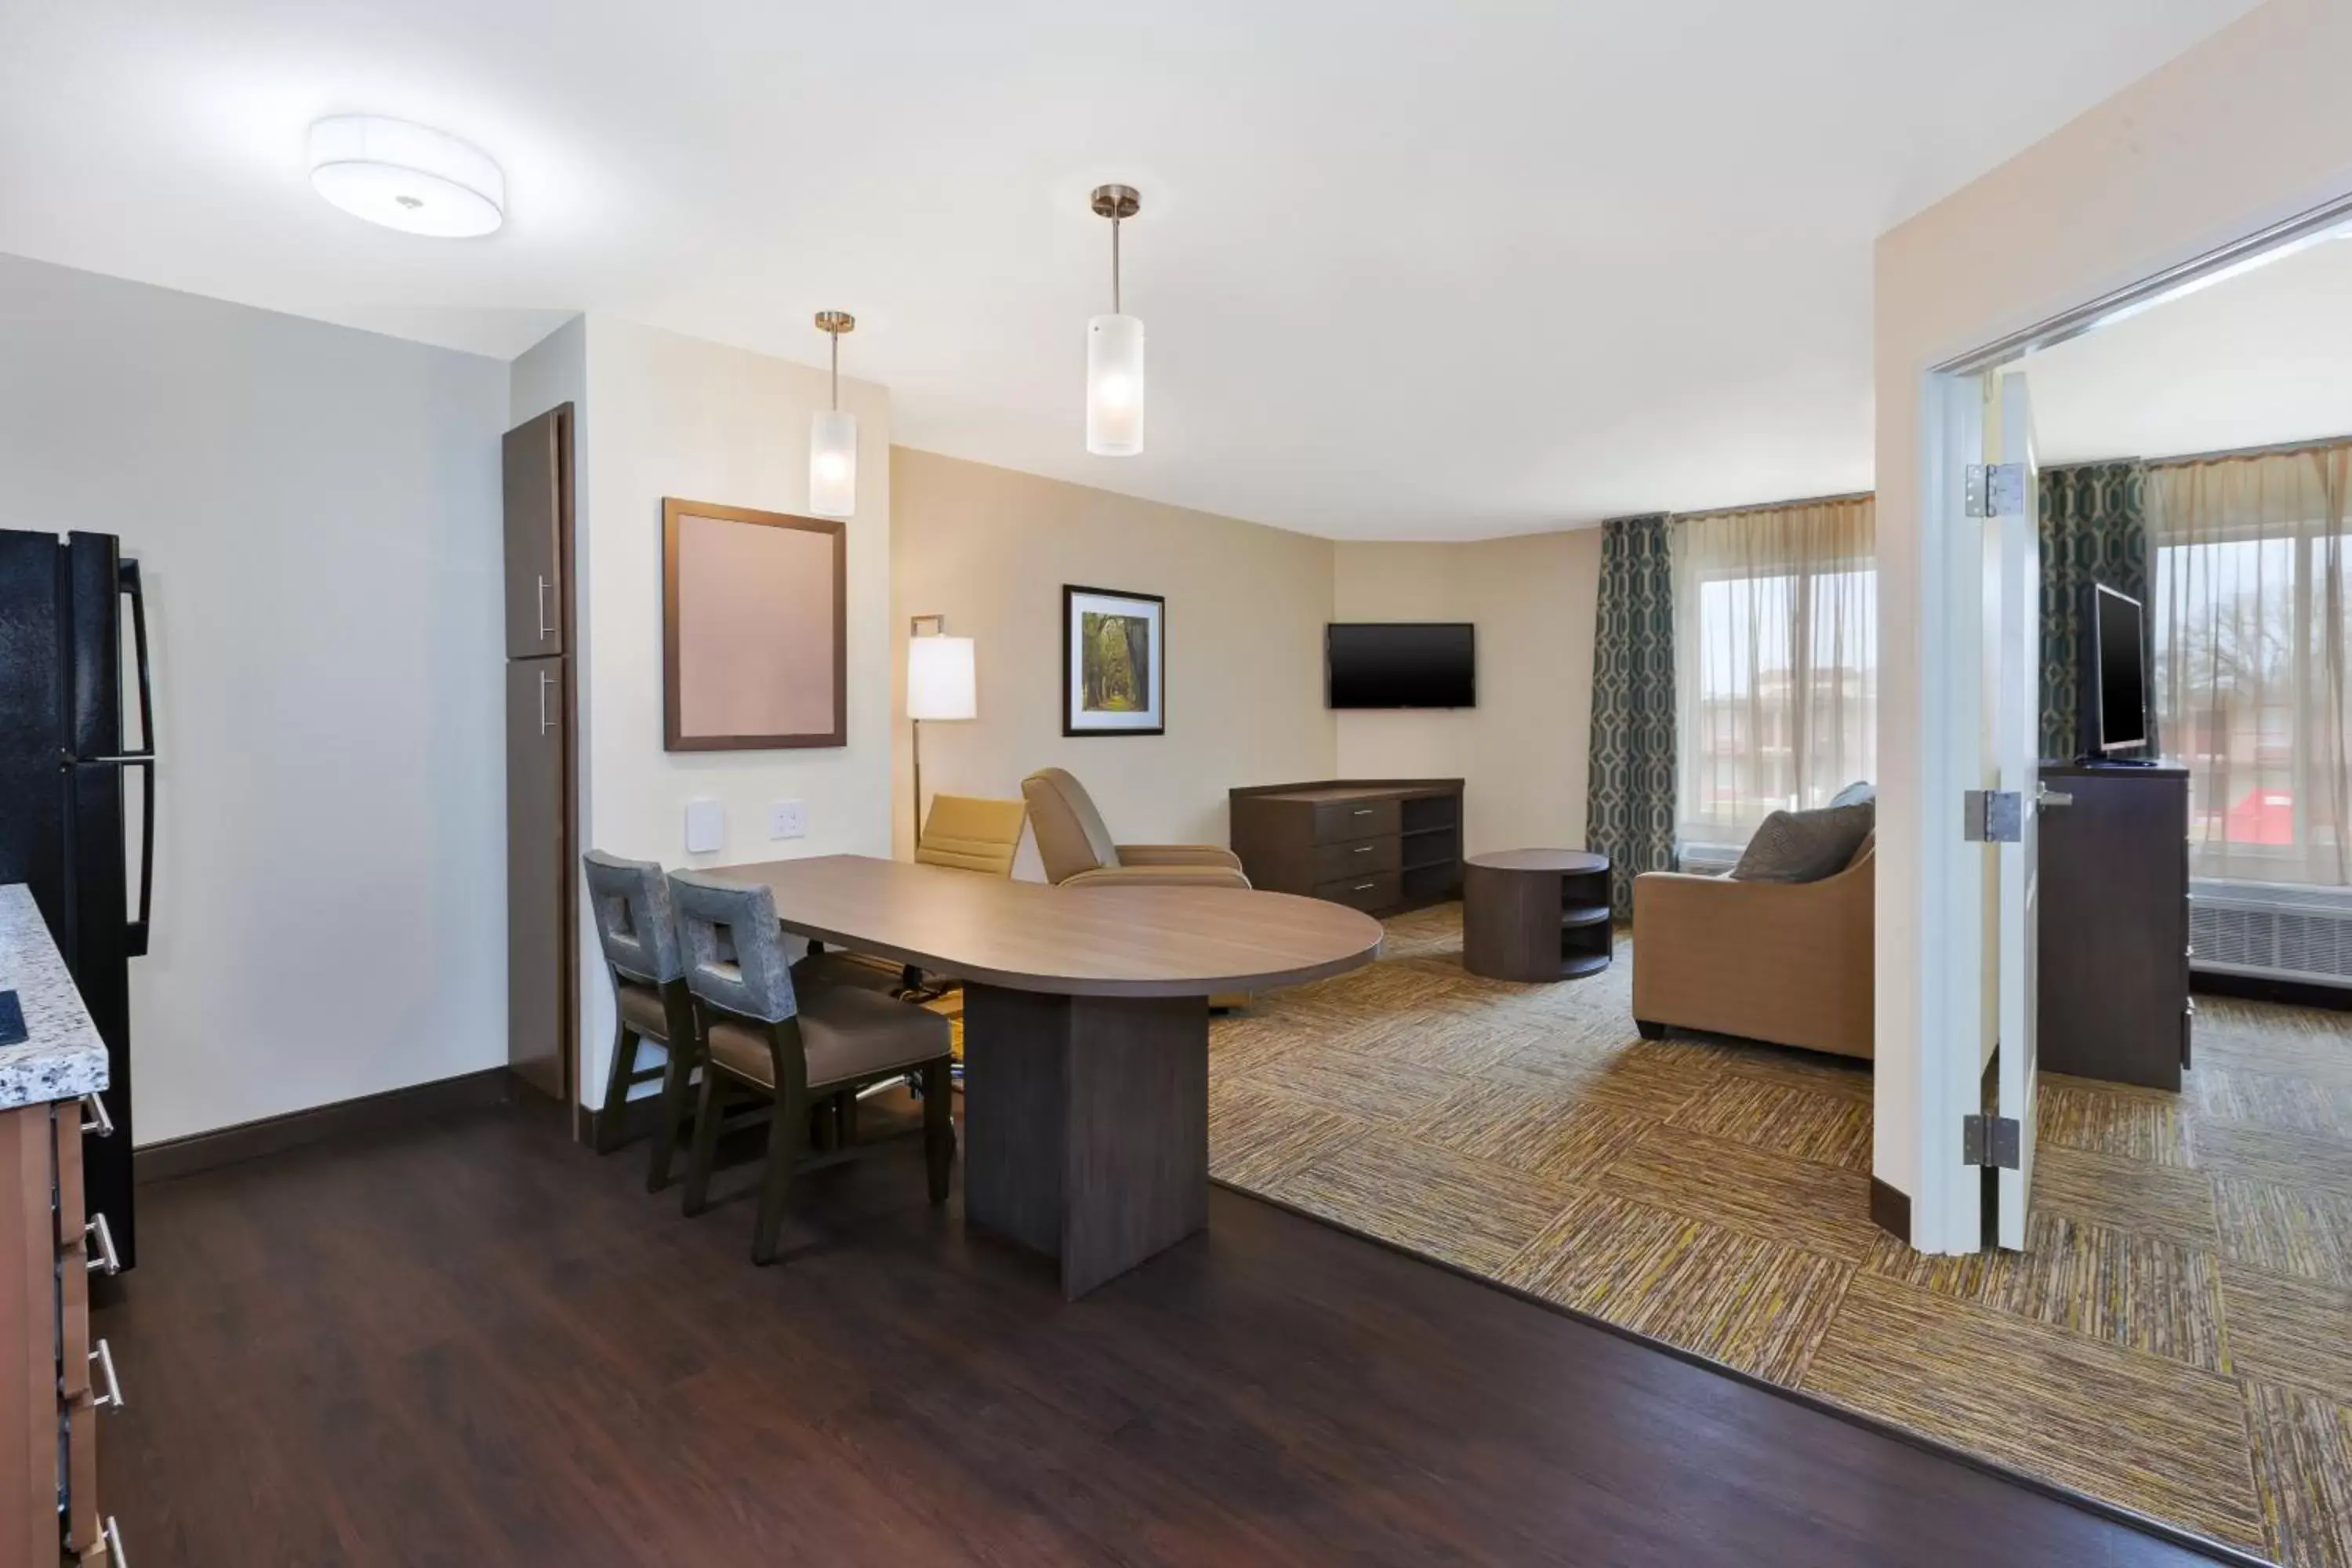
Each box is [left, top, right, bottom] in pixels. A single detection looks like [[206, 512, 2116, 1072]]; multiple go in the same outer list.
[[1630, 833, 1875, 1060], [1020, 768, 1251, 889]]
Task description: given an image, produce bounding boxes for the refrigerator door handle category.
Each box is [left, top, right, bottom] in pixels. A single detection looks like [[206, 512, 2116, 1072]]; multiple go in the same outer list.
[[117, 561, 156, 957]]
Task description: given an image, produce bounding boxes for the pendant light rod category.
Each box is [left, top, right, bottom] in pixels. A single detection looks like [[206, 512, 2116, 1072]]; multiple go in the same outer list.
[[1091, 184, 1139, 313], [815, 310, 855, 412]]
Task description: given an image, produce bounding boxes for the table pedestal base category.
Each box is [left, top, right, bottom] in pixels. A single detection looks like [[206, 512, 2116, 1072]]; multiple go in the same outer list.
[[960, 984, 1210, 1299]]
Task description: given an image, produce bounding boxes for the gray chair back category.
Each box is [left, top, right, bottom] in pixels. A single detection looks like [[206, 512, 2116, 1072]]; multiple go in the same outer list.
[[583, 850, 684, 985], [668, 869, 798, 1023]]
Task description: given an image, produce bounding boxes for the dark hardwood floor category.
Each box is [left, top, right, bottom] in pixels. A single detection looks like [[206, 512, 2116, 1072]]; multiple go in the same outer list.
[[95, 1097, 2222, 1566]]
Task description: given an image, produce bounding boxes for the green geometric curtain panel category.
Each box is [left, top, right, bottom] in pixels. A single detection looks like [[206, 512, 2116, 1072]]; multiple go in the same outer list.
[[2039, 462, 2149, 759], [1586, 514, 1677, 916]]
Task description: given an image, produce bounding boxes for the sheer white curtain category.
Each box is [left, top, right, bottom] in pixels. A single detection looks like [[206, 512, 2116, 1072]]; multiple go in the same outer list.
[[2148, 443, 2351, 885], [1671, 495, 1877, 849]]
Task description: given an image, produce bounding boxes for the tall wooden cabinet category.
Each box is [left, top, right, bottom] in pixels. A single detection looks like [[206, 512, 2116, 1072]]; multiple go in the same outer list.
[[503, 408, 577, 1116], [2036, 762, 2193, 1090]]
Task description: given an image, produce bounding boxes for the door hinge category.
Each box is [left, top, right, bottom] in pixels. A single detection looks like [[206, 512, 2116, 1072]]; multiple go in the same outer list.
[[1962, 1113, 2021, 1170], [1962, 789, 2022, 843], [1964, 462, 2027, 518]]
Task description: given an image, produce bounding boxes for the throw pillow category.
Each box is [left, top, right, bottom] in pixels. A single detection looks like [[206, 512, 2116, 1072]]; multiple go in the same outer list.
[[1828, 779, 1875, 809], [1730, 800, 1876, 884]]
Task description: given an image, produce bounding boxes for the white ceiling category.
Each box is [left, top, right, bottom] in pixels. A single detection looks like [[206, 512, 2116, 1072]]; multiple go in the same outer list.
[[2024, 232, 2352, 465], [0, 0, 2262, 539]]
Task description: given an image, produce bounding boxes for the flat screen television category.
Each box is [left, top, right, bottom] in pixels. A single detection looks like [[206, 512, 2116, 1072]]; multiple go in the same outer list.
[[1327, 622, 1475, 710], [2088, 583, 2149, 755]]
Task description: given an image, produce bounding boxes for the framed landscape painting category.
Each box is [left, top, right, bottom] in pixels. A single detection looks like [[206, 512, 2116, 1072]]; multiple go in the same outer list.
[[1062, 584, 1165, 736]]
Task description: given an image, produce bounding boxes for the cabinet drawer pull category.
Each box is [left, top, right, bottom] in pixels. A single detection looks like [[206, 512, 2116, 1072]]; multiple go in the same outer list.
[[85, 1213, 121, 1276], [103, 1516, 125, 1567], [1355, 882, 1375, 891], [1352, 808, 1374, 816], [79, 1093, 114, 1138], [89, 1339, 122, 1412], [1354, 845, 1374, 854]]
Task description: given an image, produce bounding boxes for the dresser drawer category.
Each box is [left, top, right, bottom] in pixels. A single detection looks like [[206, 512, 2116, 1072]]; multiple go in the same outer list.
[[1315, 871, 1400, 912], [1311, 836, 1400, 882], [1311, 797, 1400, 844]]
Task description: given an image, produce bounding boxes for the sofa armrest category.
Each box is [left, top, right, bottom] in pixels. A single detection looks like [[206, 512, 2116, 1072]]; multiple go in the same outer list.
[[1631, 861, 1874, 1058], [1063, 863, 1254, 889], [1115, 843, 1246, 872]]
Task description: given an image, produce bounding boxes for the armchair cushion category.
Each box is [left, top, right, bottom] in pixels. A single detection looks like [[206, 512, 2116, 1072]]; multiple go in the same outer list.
[[1113, 844, 1246, 871], [1062, 863, 1252, 889]]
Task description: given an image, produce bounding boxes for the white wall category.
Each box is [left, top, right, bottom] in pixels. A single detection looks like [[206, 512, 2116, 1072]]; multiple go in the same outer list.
[[0, 251, 510, 1144], [1332, 533, 1603, 858], [571, 316, 893, 1107], [1872, 0, 2352, 1244]]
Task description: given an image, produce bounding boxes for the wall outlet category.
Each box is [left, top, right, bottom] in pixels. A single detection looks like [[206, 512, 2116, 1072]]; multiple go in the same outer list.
[[768, 799, 807, 840], [684, 797, 725, 855]]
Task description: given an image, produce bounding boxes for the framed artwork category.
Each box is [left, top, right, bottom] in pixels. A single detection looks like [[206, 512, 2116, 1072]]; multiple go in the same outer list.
[[662, 498, 846, 750], [1063, 584, 1165, 736]]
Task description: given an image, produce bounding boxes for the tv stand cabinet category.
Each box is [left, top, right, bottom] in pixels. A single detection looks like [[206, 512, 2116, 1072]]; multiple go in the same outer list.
[[2037, 761, 2191, 1090], [1229, 779, 1465, 916]]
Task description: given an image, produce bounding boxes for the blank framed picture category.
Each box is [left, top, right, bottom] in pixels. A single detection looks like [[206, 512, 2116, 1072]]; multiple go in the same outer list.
[[662, 499, 846, 750]]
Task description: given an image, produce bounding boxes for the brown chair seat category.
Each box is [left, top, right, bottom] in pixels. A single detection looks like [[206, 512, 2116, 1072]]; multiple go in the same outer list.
[[706, 985, 953, 1091], [617, 980, 671, 1040]]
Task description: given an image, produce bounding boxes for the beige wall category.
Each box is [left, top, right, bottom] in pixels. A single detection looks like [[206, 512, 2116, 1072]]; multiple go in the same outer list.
[[1872, 0, 2352, 1242], [1333, 532, 1603, 858], [890, 448, 1337, 866]]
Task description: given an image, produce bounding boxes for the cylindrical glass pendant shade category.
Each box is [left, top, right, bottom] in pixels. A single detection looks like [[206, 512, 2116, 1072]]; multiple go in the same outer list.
[[808, 408, 858, 517], [1086, 314, 1145, 456]]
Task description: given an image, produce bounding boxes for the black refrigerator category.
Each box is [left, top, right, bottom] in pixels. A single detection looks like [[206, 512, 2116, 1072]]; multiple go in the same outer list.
[[0, 528, 153, 1271]]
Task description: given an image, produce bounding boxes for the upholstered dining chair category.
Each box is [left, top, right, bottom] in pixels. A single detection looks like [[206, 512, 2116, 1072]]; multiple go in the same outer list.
[[582, 850, 701, 1192], [1020, 768, 1250, 887], [668, 869, 956, 1265]]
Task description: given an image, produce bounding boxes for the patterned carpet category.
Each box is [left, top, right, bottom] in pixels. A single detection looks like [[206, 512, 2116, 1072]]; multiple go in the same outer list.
[[1203, 902, 2352, 1568]]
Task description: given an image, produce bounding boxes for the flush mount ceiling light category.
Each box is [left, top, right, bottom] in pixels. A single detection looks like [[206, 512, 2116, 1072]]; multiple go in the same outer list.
[[1086, 183, 1145, 457], [307, 115, 505, 238], [809, 311, 858, 518]]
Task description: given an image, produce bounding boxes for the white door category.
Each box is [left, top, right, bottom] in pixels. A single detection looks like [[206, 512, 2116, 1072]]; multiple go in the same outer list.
[[1991, 370, 2042, 1250]]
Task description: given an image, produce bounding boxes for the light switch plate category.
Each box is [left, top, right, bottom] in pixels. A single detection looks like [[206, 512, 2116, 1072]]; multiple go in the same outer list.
[[684, 797, 725, 855], [768, 799, 807, 840]]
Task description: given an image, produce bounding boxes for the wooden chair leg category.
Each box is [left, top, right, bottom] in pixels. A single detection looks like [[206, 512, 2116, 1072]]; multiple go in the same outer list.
[[596, 1022, 640, 1154], [681, 1072, 727, 1218], [646, 1041, 695, 1193], [750, 1084, 806, 1266], [922, 1058, 953, 1204]]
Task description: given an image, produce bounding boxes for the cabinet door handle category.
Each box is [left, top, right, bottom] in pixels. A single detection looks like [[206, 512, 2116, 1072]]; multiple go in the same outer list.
[[85, 1213, 120, 1276], [536, 575, 554, 641], [102, 1517, 125, 1568], [79, 1092, 114, 1138], [89, 1338, 122, 1412], [538, 670, 554, 735]]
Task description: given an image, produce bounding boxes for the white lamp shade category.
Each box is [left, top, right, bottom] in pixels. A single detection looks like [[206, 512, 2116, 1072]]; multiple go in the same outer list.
[[906, 635, 976, 720], [808, 408, 858, 518], [307, 116, 504, 238], [1086, 313, 1145, 456]]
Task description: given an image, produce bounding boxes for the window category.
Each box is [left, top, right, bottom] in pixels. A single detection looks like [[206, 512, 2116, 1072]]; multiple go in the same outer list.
[[1672, 496, 1877, 849]]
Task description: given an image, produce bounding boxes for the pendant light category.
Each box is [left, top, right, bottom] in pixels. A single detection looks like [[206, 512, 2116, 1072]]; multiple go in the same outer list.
[[809, 311, 858, 518], [1086, 184, 1145, 457]]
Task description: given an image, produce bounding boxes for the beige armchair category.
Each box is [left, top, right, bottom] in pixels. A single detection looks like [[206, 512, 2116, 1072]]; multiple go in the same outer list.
[[1630, 834, 1875, 1060], [1020, 768, 1250, 889]]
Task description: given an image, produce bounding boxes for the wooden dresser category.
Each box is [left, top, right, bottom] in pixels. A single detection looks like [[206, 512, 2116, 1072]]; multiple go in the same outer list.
[[1229, 779, 1465, 915], [2036, 762, 2192, 1090], [0, 887, 120, 1565]]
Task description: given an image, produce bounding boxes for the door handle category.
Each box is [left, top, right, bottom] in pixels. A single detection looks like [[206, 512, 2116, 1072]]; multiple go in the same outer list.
[[536, 575, 554, 641], [2037, 785, 2073, 808], [538, 670, 554, 735]]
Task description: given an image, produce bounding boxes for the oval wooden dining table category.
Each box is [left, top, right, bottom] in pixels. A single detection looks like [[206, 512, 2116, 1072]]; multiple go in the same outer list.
[[702, 855, 1385, 1298]]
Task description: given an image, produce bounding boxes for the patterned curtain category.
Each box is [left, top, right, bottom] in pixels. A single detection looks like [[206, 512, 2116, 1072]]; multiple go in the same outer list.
[[2039, 462, 2149, 758], [1587, 514, 1677, 916]]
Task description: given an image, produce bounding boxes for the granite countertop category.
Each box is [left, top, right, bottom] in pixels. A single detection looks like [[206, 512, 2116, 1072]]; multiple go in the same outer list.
[[0, 884, 110, 1110]]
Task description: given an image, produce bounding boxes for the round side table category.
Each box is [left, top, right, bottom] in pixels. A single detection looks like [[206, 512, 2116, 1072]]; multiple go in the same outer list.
[[1461, 850, 1613, 982]]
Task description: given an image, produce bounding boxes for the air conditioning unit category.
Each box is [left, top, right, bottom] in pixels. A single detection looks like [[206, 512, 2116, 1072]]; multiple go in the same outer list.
[[2190, 879, 2352, 990]]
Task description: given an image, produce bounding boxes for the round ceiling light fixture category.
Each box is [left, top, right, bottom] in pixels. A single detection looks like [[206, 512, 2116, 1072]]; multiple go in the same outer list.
[[307, 115, 505, 238]]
